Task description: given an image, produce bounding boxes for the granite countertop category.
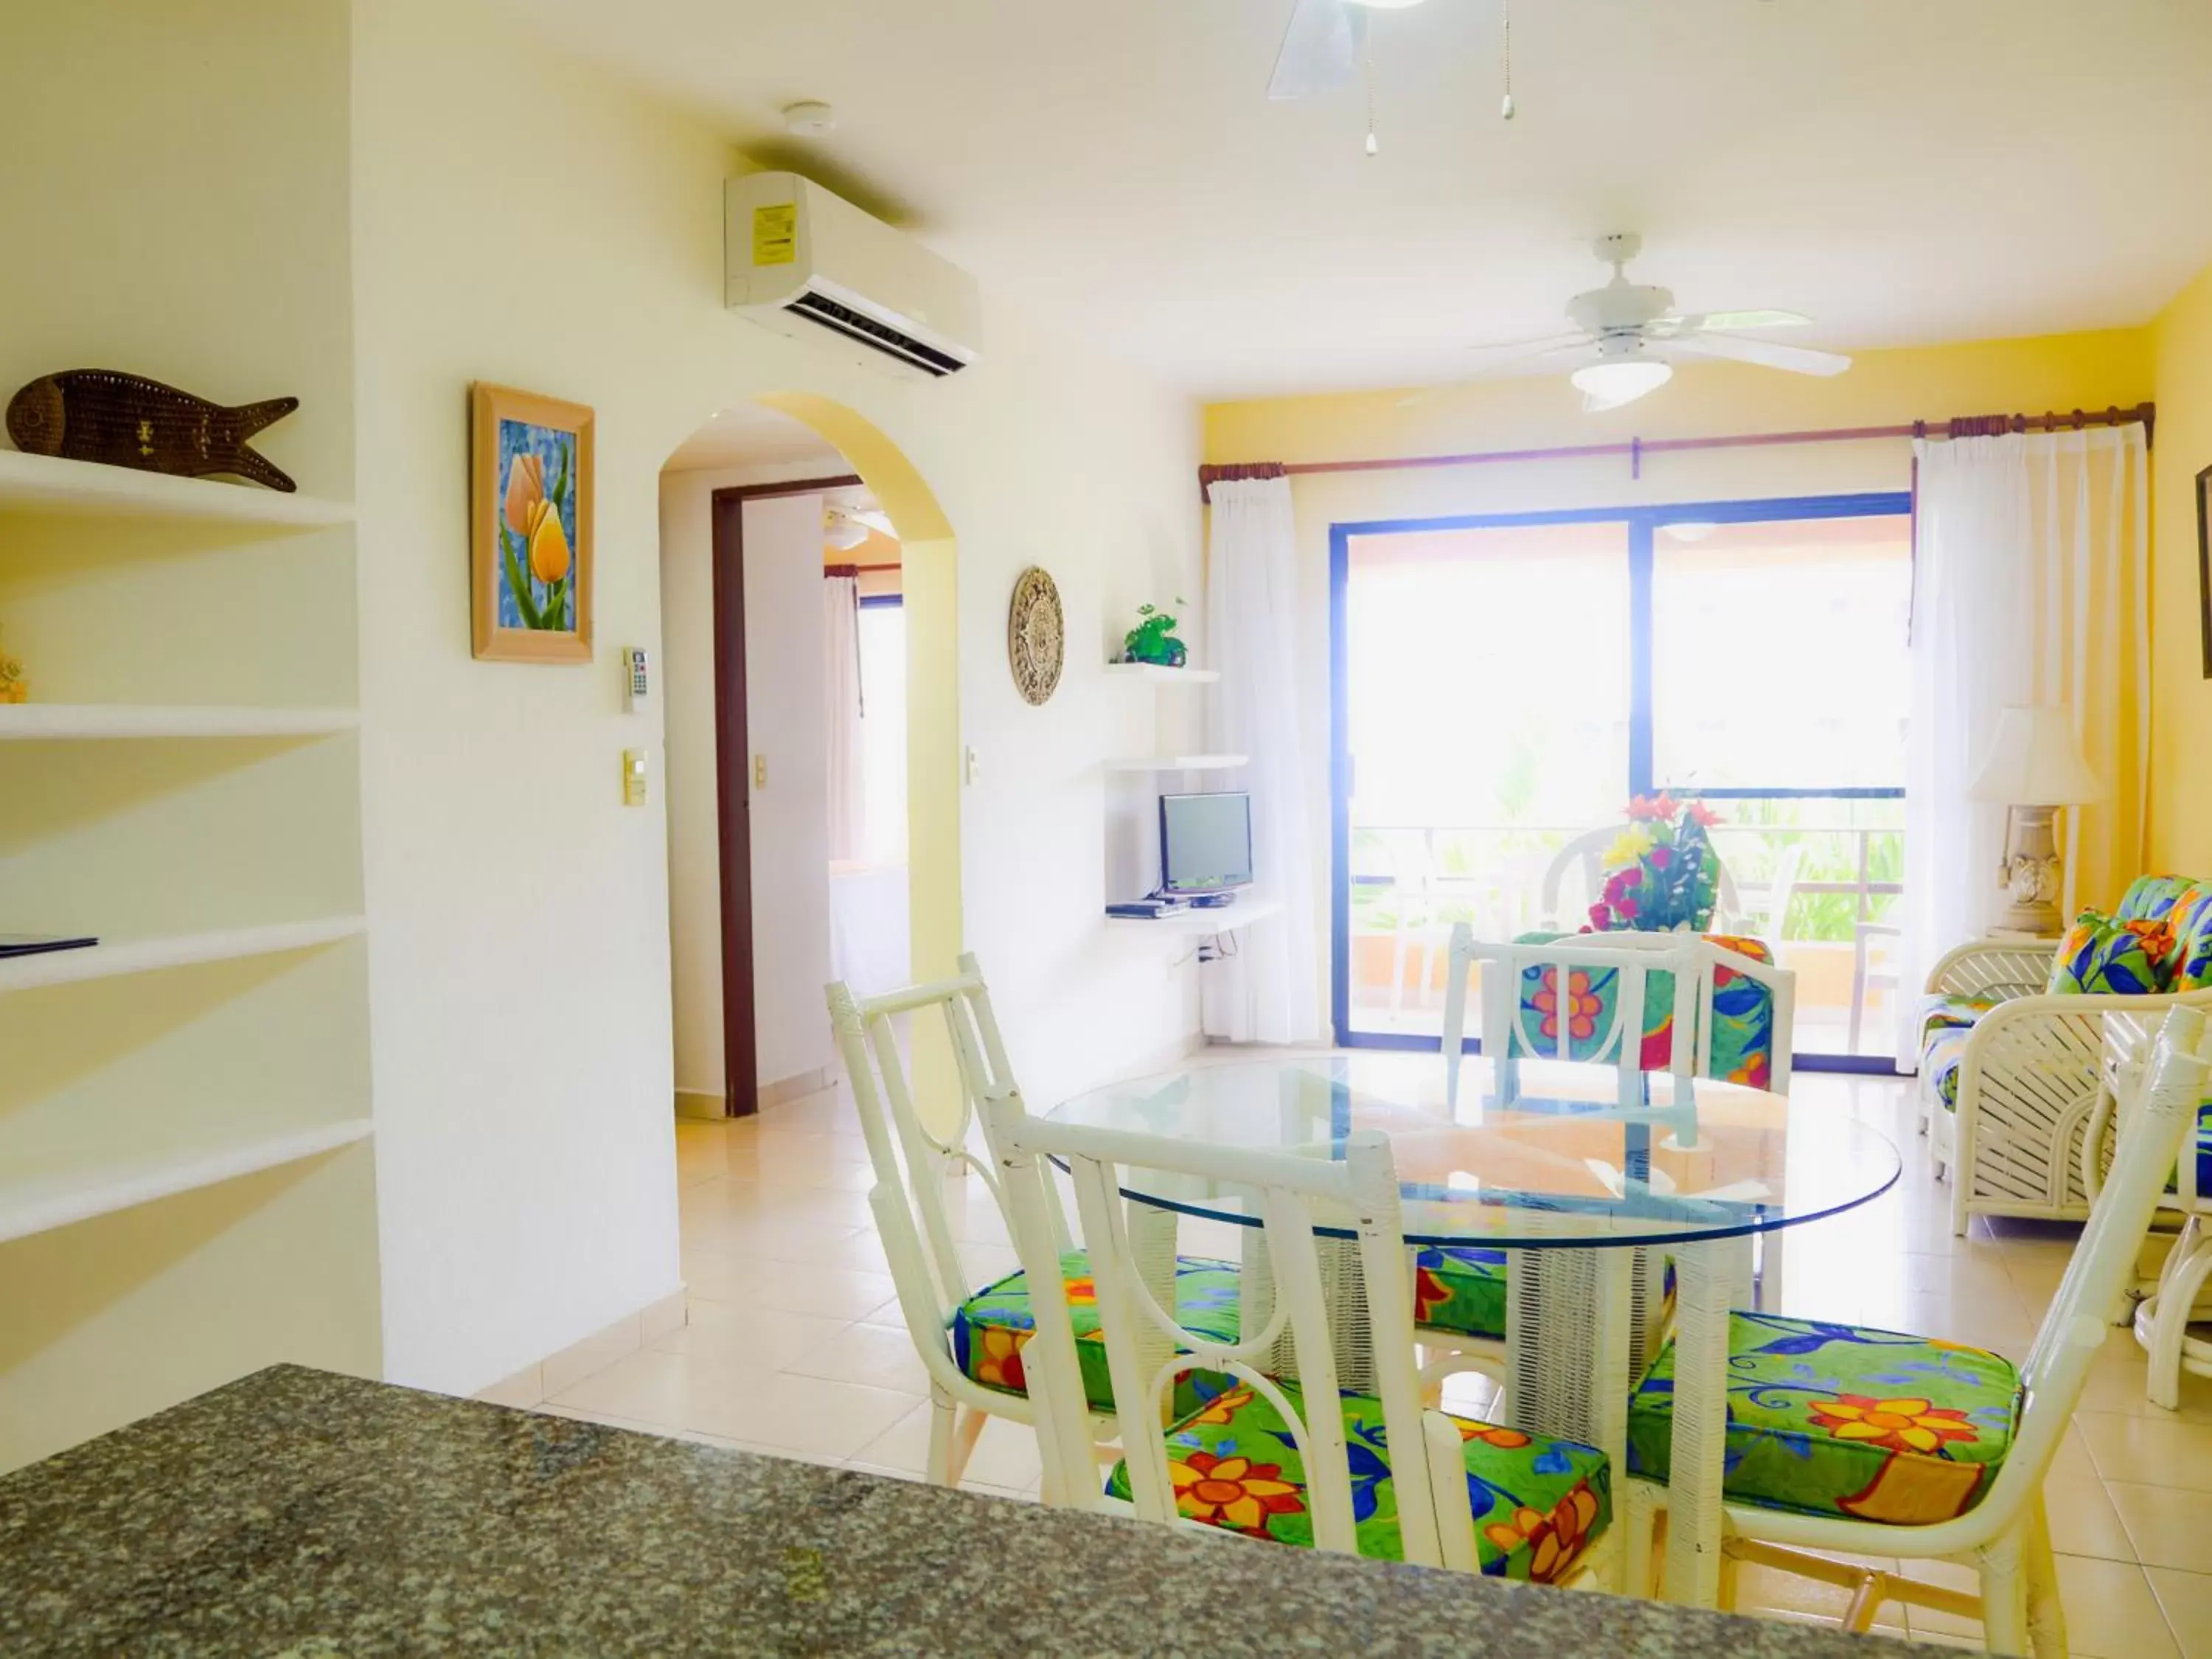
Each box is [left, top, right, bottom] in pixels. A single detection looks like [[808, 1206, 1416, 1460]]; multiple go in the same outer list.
[[0, 1365, 1941, 1655]]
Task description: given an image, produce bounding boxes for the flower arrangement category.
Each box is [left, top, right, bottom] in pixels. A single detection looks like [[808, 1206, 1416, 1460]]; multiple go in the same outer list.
[[1119, 597, 1189, 667], [1585, 794, 1722, 933]]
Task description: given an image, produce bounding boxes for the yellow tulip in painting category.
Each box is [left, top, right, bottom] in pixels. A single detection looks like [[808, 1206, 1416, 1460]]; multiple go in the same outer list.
[[470, 383, 594, 664], [0, 627, 24, 703]]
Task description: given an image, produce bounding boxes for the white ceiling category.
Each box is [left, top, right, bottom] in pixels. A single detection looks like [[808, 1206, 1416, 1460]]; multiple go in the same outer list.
[[661, 402, 844, 473], [512, 0, 2212, 399]]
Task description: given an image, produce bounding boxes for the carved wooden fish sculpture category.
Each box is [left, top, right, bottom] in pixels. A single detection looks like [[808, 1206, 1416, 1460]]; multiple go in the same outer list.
[[6, 369, 299, 492]]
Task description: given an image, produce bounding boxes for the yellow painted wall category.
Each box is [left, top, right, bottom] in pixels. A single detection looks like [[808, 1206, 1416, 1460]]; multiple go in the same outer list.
[[2149, 262, 2212, 876], [1205, 331, 2156, 1032]]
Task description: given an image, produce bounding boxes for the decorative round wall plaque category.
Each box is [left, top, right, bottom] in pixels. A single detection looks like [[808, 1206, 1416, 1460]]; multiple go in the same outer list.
[[1006, 566, 1065, 706]]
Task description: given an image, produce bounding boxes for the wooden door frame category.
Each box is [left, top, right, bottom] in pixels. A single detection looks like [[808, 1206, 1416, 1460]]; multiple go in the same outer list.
[[709, 473, 863, 1117]]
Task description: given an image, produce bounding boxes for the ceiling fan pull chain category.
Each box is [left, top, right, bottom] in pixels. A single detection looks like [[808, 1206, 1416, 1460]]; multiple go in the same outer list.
[[1500, 0, 1516, 120], [1364, 30, 1380, 155]]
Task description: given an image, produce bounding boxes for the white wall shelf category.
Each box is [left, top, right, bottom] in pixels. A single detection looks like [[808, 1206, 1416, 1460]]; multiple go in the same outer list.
[[1102, 662, 1219, 686], [0, 704, 360, 741], [0, 450, 352, 533], [1106, 897, 1284, 936], [0, 917, 367, 994], [1105, 754, 1248, 773], [0, 1119, 375, 1247]]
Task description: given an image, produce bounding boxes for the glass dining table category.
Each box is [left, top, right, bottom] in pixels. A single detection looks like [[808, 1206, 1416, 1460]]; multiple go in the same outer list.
[[1048, 1048, 1902, 1610]]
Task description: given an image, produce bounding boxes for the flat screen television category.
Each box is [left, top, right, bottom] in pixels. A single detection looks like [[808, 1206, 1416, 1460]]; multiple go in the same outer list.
[[1159, 790, 1253, 896]]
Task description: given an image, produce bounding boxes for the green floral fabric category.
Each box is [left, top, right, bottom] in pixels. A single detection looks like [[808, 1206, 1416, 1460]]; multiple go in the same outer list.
[[2117, 874, 2200, 925], [1919, 992, 1996, 1046], [1105, 1379, 1610, 1582], [950, 1249, 1239, 1414], [1509, 931, 1781, 1088], [1627, 1312, 2021, 1525], [2048, 909, 2169, 996], [1413, 1245, 1509, 1341], [2166, 885, 2212, 990], [1924, 1026, 1971, 1112]]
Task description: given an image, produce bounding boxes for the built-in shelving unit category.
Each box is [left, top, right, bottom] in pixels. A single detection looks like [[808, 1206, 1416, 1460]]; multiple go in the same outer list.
[[0, 917, 366, 994], [1102, 661, 1219, 686], [0, 704, 360, 741], [0, 442, 377, 1474], [0, 1119, 375, 1248], [0, 449, 352, 532], [1104, 753, 1248, 773], [1104, 897, 1284, 936]]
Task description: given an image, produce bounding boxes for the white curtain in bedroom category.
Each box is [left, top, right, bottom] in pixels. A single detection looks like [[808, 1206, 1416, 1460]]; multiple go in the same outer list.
[[824, 573, 866, 863], [1203, 475, 1321, 1044], [1898, 424, 2150, 1066]]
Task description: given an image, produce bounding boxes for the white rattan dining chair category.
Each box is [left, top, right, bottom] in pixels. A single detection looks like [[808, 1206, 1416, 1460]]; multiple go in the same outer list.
[[981, 1091, 1621, 1589], [828, 955, 1240, 1498], [1622, 1003, 2212, 1654]]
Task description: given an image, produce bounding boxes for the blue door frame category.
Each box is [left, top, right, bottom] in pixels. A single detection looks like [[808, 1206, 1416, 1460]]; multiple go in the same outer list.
[[1329, 490, 1915, 1074]]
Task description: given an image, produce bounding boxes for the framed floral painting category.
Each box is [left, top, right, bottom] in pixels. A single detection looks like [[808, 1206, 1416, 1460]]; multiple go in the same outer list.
[[470, 383, 594, 663]]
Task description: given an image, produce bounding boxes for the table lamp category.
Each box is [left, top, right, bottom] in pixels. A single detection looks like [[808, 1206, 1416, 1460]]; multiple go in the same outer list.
[[1966, 704, 2102, 937]]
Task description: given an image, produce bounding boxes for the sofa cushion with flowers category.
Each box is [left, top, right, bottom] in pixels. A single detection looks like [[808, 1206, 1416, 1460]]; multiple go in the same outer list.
[[1924, 1024, 1973, 1113], [2164, 885, 2212, 990], [1627, 1312, 2021, 1525], [2046, 909, 2173, 997], [2117, 873, 2202, 925], [1105, 1378, 1611, 1580], [1507, 933, 1783, 1090], [950, 1248, 1239, 1414], [1919, 992, 1998, 1047]]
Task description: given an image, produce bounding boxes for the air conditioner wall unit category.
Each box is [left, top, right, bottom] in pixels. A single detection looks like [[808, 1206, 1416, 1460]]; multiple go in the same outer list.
[[725, 172, 981, 380]]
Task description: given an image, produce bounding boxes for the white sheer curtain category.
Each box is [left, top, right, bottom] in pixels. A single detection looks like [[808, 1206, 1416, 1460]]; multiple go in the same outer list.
[[1898, 425, 2150, 1065], [824, 574, 865, 863], [1203, 476, 1321, 1044]]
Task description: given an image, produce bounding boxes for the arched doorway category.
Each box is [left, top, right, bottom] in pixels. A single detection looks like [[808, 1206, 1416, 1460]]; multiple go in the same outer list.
[[658, 394, 960, 1122]]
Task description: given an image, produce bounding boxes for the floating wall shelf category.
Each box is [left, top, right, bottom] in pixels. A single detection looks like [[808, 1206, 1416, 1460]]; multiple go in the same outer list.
[[1105, 754, 1248, 773], [0, 450, 352, 532], [1105, 897, 1284, 937], [1102, 663, 1219, 685], [0, 917, 367, 994], [0, 1119, 375, 1247], [0, 705, 360, 741]]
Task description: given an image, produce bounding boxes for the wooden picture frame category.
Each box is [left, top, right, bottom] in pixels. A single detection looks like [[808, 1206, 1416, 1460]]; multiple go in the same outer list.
[[470, 382, 594, 663], [2198, 463, 2212, 680]]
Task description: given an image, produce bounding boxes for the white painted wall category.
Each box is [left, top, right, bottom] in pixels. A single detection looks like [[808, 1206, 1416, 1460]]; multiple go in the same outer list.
[[742, 493, 835, 1090], [355, 0, 1203, 1395]]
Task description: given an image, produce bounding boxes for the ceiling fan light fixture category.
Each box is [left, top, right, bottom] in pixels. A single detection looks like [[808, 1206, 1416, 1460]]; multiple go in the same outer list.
[[1571, 358, 1673, 408]]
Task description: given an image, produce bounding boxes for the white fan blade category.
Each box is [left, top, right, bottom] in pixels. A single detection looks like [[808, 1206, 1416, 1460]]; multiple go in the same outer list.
[[1397, 341, 1596, 408], [1656, 309, 1811, 335], [1666, 333, 1851, 377], [1461, 331, 1589, 363], [1269, 0, 1365, 100]]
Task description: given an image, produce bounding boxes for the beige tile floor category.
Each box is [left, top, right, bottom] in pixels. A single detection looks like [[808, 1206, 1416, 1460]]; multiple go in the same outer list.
[[549, 1065, 2212, 1655]]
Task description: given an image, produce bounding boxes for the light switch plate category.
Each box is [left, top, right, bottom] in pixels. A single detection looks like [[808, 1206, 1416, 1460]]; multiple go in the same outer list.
[[622, 748, 649, 806]]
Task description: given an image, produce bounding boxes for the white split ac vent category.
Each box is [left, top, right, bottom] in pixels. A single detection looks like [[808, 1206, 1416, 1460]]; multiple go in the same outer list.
[[725, 172, 981, 379]]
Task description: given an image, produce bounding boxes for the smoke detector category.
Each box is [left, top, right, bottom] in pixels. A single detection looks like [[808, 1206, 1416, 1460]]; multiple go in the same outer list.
[[782, 101, 837, 137]]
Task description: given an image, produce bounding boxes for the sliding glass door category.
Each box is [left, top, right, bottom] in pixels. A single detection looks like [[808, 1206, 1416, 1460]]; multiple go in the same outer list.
[[1332, 493, 1913, 1069]]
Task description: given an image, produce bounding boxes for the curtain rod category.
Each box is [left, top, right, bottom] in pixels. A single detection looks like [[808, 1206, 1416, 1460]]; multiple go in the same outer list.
[[1197, 401, 2155, 497]]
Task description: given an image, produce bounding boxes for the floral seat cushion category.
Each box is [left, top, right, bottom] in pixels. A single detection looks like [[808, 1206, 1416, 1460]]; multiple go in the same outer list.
[[1415, 1245, 1674, 1343], [950, 1249, 1239, 1414], [1105, 1379, 1610, 1582], [1919, 992, 1997, 1046], [1923, 1025, 1972, 1113], [1627, 1312, 2021, 1525], [2048, 910, 2172, 996], [1509, 932, 1782, 1089]]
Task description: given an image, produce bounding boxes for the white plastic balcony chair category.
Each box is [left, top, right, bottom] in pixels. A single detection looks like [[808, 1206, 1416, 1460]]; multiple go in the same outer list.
[[980, 1093, 1621, 1589], [828, 956, 1101, 1498], [1624, 1003, 2212, 1654]]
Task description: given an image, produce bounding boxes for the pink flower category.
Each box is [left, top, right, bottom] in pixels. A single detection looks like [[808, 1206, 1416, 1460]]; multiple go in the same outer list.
[[1587, 903, 1611, 931], [1649, 845, 1675, 870], [1613, 895, 1640, 920], [1686, 801, 1722, 828]]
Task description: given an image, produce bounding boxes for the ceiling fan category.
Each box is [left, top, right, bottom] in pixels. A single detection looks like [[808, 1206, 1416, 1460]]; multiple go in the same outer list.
[[1419, 234, 1852, 411]]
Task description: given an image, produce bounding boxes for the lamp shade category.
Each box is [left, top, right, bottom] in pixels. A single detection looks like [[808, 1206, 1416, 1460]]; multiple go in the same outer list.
[[1966, 704, 2102, 805]]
